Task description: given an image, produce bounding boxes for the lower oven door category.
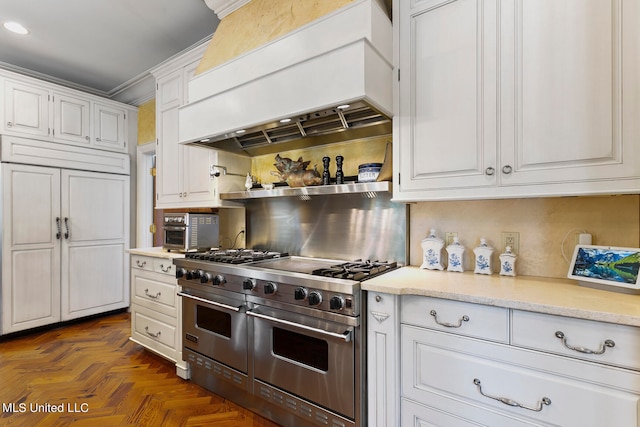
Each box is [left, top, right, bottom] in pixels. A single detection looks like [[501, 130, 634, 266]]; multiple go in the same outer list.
[[179, 288, 248, 373], [248, 305, 355, 419]]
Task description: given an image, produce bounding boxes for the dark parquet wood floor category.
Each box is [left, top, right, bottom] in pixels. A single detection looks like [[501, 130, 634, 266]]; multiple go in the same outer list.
[[0, 312, 281, 427]]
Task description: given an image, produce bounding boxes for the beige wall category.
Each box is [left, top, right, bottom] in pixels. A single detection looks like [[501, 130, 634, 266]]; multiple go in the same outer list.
[[137, 99, 156, 145], [409, 195, 640, 279], [196, 0, 354, 74]]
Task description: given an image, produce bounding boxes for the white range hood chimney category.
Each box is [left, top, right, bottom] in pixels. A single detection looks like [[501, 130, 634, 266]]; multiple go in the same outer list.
[[178, 0, 392, 155]]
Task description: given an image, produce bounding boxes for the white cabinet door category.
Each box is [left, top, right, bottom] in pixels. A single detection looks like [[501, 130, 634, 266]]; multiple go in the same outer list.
[[498, 0, 640, 187], [53, 92, 91, 145], [397, 0, 497, 192], [60, 170, 129, 320], [182, 145, 215, 203], [4, 80, 50, 138], [1, 164, 61, 334], [93, 102, 127, 151]]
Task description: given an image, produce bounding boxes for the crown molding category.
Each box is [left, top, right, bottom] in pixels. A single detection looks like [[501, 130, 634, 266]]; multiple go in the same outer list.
[[203, 0, 251, 19]]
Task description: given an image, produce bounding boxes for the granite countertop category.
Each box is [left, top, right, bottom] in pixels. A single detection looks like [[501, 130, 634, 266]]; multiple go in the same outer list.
[[362, 266, 640, 327], [126, 247, 185, 260]]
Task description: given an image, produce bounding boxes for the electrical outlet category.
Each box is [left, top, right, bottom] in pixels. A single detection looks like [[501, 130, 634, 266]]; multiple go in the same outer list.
[[501, 231, 520, 254], [445, 232, 458, 247]]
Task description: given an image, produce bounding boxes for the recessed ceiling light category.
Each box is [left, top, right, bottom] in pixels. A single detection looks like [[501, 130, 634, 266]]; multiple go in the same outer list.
[[337, 104, 350, 110], [236, 129, 246, 134], [3, 21, 29, 35], [279, 118, 291, 123]]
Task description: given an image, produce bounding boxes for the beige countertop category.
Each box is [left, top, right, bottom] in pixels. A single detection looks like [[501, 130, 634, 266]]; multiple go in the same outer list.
[[363, 266, 640, 327], [126, 247, 185, 260]]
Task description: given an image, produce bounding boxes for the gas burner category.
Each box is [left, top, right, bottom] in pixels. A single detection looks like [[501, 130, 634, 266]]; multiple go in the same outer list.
[[311, 260, 398, 281], [185, 249, 288, 264]]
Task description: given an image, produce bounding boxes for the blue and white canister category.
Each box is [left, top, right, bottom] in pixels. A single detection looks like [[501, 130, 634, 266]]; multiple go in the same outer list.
[[420, 229, 445, 270], [473, 238, 494, 275], [446, 236, 465, 272], [499, 246, 517, 276]]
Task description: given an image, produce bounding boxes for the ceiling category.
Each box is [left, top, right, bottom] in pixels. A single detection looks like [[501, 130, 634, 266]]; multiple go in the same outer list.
[[0, 0, 219, 104]]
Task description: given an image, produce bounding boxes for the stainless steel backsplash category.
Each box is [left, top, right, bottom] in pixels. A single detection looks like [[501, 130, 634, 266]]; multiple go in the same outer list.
[[245, 193, 407, 264]]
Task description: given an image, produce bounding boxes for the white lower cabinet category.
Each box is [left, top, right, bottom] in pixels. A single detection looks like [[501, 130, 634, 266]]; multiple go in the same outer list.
[[129, 254, 188, 379], [366, 294, 640, 427]]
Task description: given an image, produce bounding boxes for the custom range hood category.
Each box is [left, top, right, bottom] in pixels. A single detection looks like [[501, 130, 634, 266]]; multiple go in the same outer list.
[[178, 0, 392, 156]]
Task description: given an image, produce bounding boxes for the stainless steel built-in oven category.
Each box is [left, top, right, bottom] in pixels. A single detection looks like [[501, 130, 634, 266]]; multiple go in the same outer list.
[[248, 304, 356, 419], [178, 284, 248, 374]]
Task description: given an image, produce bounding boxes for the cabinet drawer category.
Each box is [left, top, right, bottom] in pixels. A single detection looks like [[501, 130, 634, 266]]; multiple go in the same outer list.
[[402, 325, 640, 427], [401, 295, 509, 343], [512, 310, 640, 371], [131, 255, 153, 271], [152, 259, 175, 276], [131, 269, 178, 317], [132, 308, 177, 350]]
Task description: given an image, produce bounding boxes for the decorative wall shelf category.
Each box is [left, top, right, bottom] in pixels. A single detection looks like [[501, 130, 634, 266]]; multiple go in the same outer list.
[[220, 181, 391, 200]]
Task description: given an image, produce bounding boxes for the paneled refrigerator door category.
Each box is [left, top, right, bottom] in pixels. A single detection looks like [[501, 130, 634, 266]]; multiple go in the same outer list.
[[1, 163, 61, 334], [60, 169, 129, 320]]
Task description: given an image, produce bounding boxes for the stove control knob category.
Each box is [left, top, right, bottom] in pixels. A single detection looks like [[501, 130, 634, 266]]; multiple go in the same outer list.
[[243, 278, 256, 290], [329, 295, 345, 310], [264, 282, 278, 295], [308, 291, 322, 306], [200, 272, 213, 284], [212, 275, 226, 286], [294, 287, 308, 300], [195, 270, 205, 279], [185, 270, 196, 280], [176, 268, 187, 279]]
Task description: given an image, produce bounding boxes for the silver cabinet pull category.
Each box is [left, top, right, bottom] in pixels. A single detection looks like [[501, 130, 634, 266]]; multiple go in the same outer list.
[[96, 137, 101, 142], [485, 167, 495, 176], [63, 217, 70, 239], [430, 310, 469, 328], [502, 165, 513, 174], [473, 378, 551, 412], [159, 264, 172, 273], [555, 331, 615, 354], [144, 326, 161, 338], [85, 136, 90, 141], [136, 260, 147, 268], [144, 289, 161, 299], [7, 121, 13, 127]]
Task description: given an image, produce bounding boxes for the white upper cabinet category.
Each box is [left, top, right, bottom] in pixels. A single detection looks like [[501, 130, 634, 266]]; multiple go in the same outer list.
[[153, 44, 250, 209], [394, 0, 640, 201], [4, 80, 50, 138], [1, 70, 133, 153], [53, 92, 91, 145]]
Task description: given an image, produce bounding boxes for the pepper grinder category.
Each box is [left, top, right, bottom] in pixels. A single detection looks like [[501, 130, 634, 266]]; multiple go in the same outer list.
[[322, 156, 331, 185], [420, 229, 445, 270], [335, 155, 344, 184], [473, 238, 494, 275], [499, 246, 517, 276]]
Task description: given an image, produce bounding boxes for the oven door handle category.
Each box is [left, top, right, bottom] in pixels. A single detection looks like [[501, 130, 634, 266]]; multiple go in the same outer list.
[[247, 310, 353, 342], [177, 291, 242, 312]]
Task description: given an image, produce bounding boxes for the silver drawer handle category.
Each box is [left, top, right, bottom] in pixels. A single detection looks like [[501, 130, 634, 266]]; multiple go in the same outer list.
[[144, 326, 161, 338], [473, 378, 551, 412], [430, 310, 469, 328], [144, 289, 161, 299], [7, 121, 13, 127], [554, 331, 615, 354], [247, 310, 353, 342], [136, 260, 147, 268], [159, 264, 172, 273]]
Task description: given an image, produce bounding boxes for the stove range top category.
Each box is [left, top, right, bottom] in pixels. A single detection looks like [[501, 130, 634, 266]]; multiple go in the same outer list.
[[185, 249, 289, 264]]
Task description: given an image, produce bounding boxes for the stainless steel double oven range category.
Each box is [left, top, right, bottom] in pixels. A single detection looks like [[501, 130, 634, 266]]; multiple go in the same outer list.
[[175, 249, 397, 427]]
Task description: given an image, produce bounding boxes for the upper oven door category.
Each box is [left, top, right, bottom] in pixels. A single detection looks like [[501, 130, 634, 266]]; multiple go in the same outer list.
[[179, 287, 248, 374], [248, 305, 355, 419]]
